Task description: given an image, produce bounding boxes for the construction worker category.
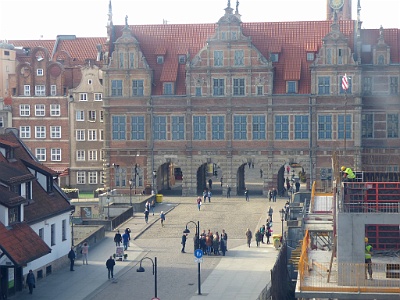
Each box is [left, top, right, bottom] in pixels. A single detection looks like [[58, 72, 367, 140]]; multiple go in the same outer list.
[[365, 238, 373, 280], [341, 166, 356, 182]]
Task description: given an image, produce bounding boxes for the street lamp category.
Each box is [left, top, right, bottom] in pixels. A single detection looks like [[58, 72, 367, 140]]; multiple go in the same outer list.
[[280, 209, 285, 238], [152, 170, 157, 195], [183, 220, 201, 295], [128, 179, 133, 206], [107, 192, 110, 219], [136, 256, 158, 299]]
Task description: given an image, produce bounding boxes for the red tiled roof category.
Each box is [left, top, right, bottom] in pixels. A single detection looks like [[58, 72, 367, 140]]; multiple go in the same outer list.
[[57, 37, 106, 62], [0, 186, 27, 208], [8, 40, 55, 56], [0, 222, 51, 266]]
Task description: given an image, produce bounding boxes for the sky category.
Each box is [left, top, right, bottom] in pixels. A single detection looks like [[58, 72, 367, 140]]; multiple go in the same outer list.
[[0, 0, 399, 40]]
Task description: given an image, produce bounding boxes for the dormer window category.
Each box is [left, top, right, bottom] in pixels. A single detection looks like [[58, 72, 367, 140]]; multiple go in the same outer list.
[[157, 56, 164, 64], [9, 206, 20, 224], [178, 55, 186, 64], [163, 83, 174, 95], [287, 81, 297, 94], [306, 53, 315, 61], [270, 53, 279, 62]]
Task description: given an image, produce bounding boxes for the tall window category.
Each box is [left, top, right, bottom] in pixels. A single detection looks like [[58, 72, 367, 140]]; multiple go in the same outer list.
[[88, 130, 97, 141], [195, 87, 202, 96], [112, 115, 126, 140], [233, 115, 247, 140], [131, 116, 145, 140], [76, 110, 84, 121], [24, 85, 30, 96], [338, 114, 352, 139], [338, 48, 343, 64], [20, 126, 31, 138], [318, 115, 332, 139], [257, 86, 263, 95], [51, 224, 56, 246], [111, 80, 123, 96], [35, 104, 45, 116], [387, 114, 399, 138], [51, 148, 61, 161], [318, 77, 330, 95], [50, 104, 60, 116], [88, 150, 97, 161], [119, 53, 124, 68], [50, 85, 57, 96], [50, 126, 61, 139], [172, 116, 185, 140], [326, 49, 332, 64], [76, 150, 85, 161], [129, 53, 134, 68], [77, 171, 86, 184], [163, 83, 173, 95], [132, 80, 144, 96], [88, 171, 98, 184], [62, 219, 67, 241], [19, 104, 30, 116], [234, 50, 244, 66], [363, 77, 372, 95], [94, 93, 102, 101], [252, 115, 265, 140], [212, 116, 225, 140], [76, 130, 85, 141], [233, 78, 245, 96], [153, 116, 167, 140], [35, 126, 46, 138], [275, 115, 289, 140], [390, 77, 398, 95], [36, 148, 46, 161], [294, 115, 309, 139], [213, 79, 225, 96], [193, 116, 206, 140], [214, 50, 223, 66], [362, 113, 373, 138], [8, 207, 19, 224], [287, 81, 296, 94], [79, 93, 88, 101], [88, 110, 96, 121]]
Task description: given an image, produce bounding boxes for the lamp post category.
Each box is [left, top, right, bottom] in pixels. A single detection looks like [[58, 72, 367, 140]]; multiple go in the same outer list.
[[107, 192, 110, 219], [183, 220, 201, 295], [152, 170, 157, 195], [280, 209, 285, 238], [136, 256, 158, 299], [129, 179, 133, 206]]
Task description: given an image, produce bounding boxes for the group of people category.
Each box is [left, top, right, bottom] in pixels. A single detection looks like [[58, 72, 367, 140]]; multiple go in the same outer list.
[[113, 228, 131, 250], [245, 219, 273, 247], [182, 229, 228, 256]]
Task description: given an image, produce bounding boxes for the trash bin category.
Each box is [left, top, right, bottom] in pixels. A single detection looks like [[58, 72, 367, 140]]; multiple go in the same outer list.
[[156, 194, 163, 203], [272, 234, 282, 250]]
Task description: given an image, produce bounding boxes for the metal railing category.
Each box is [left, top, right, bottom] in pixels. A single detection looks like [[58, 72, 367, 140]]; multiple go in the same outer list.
[[342, 202, 400, 213]]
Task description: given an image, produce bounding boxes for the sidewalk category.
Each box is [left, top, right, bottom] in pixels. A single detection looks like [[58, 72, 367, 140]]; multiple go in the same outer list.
[[10, 196, 285, 300]]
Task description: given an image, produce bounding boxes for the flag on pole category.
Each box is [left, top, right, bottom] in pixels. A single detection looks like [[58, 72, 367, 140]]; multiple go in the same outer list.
[[341, 73, 349, 91]]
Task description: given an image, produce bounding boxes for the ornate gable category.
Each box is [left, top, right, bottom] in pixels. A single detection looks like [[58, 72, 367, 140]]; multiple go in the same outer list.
[[372, 26, 391, 65]]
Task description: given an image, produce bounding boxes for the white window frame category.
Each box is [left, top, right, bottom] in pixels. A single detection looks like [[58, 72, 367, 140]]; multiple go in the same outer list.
[[94, 93, 102, 101], [35, 104, 45, 116], [50, 85, 57, 96], [88, 150, 97, 161], [100, 111, 104, 122], [77, 171, 86, 184], [76, 150, 85, 161], [20, 126, 31, 138], [37, 69, 43, 76], [88, 130, 97, 141], [35, 85, 46, 96], [19, 104, 30, 116], [51, 148, 61, 161], [24, 85, 30, 96], [76, 110, 84, 121], [88, 110, 96, 122], [99, 129, 104, 141], [50, 104, 60, 116], [50, 126, 61, 139], [0, 117, 3, 128], [79, 93, 88, 101], [76, 130, 85, 141], [35, 126, 46, 138], [88, 171, 98, 184], [36, 148, 46, 161]]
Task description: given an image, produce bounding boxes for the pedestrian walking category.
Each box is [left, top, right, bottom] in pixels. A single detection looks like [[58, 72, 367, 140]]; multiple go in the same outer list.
[[145, 201, 151, 212], [197, 196, 202, 211], [266, 225, 272, 244], [82, 242, 89, 265], [268, 206, 274, 222], [68, 247, 76, 271], [208, 178, 213, 189], [245, 228, 252, 247], [144, 208, 149, 223], [268, 189, 273, 202], [160, 211, 166, 227], [26, 270, 35, 294], [226, 185, 231, 198], [260, 225, 266, 244], [245, 188, 249, 201], [181, 233, 187, 253], [203, 190, 207, 202], [295, 181, 300, 192], [207, 190, 212, 202], [151, 199, 155, 215], [125, 228, 131, 244], [255, 230, 262, 247], [272, 188, 277, 202], [114, 230, 122, 246], [122, 231, 130, 250], [106, 256, 116, 279]]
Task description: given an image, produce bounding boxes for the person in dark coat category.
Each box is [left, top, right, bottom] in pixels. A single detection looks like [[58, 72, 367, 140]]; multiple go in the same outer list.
[[144, 208, 149, 224], [114, 230, 122, 246], [181, 233, 187, 253], [68, 247, 76, 271], [106, 256, 116, 279], [26, 270, 35, 294]]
